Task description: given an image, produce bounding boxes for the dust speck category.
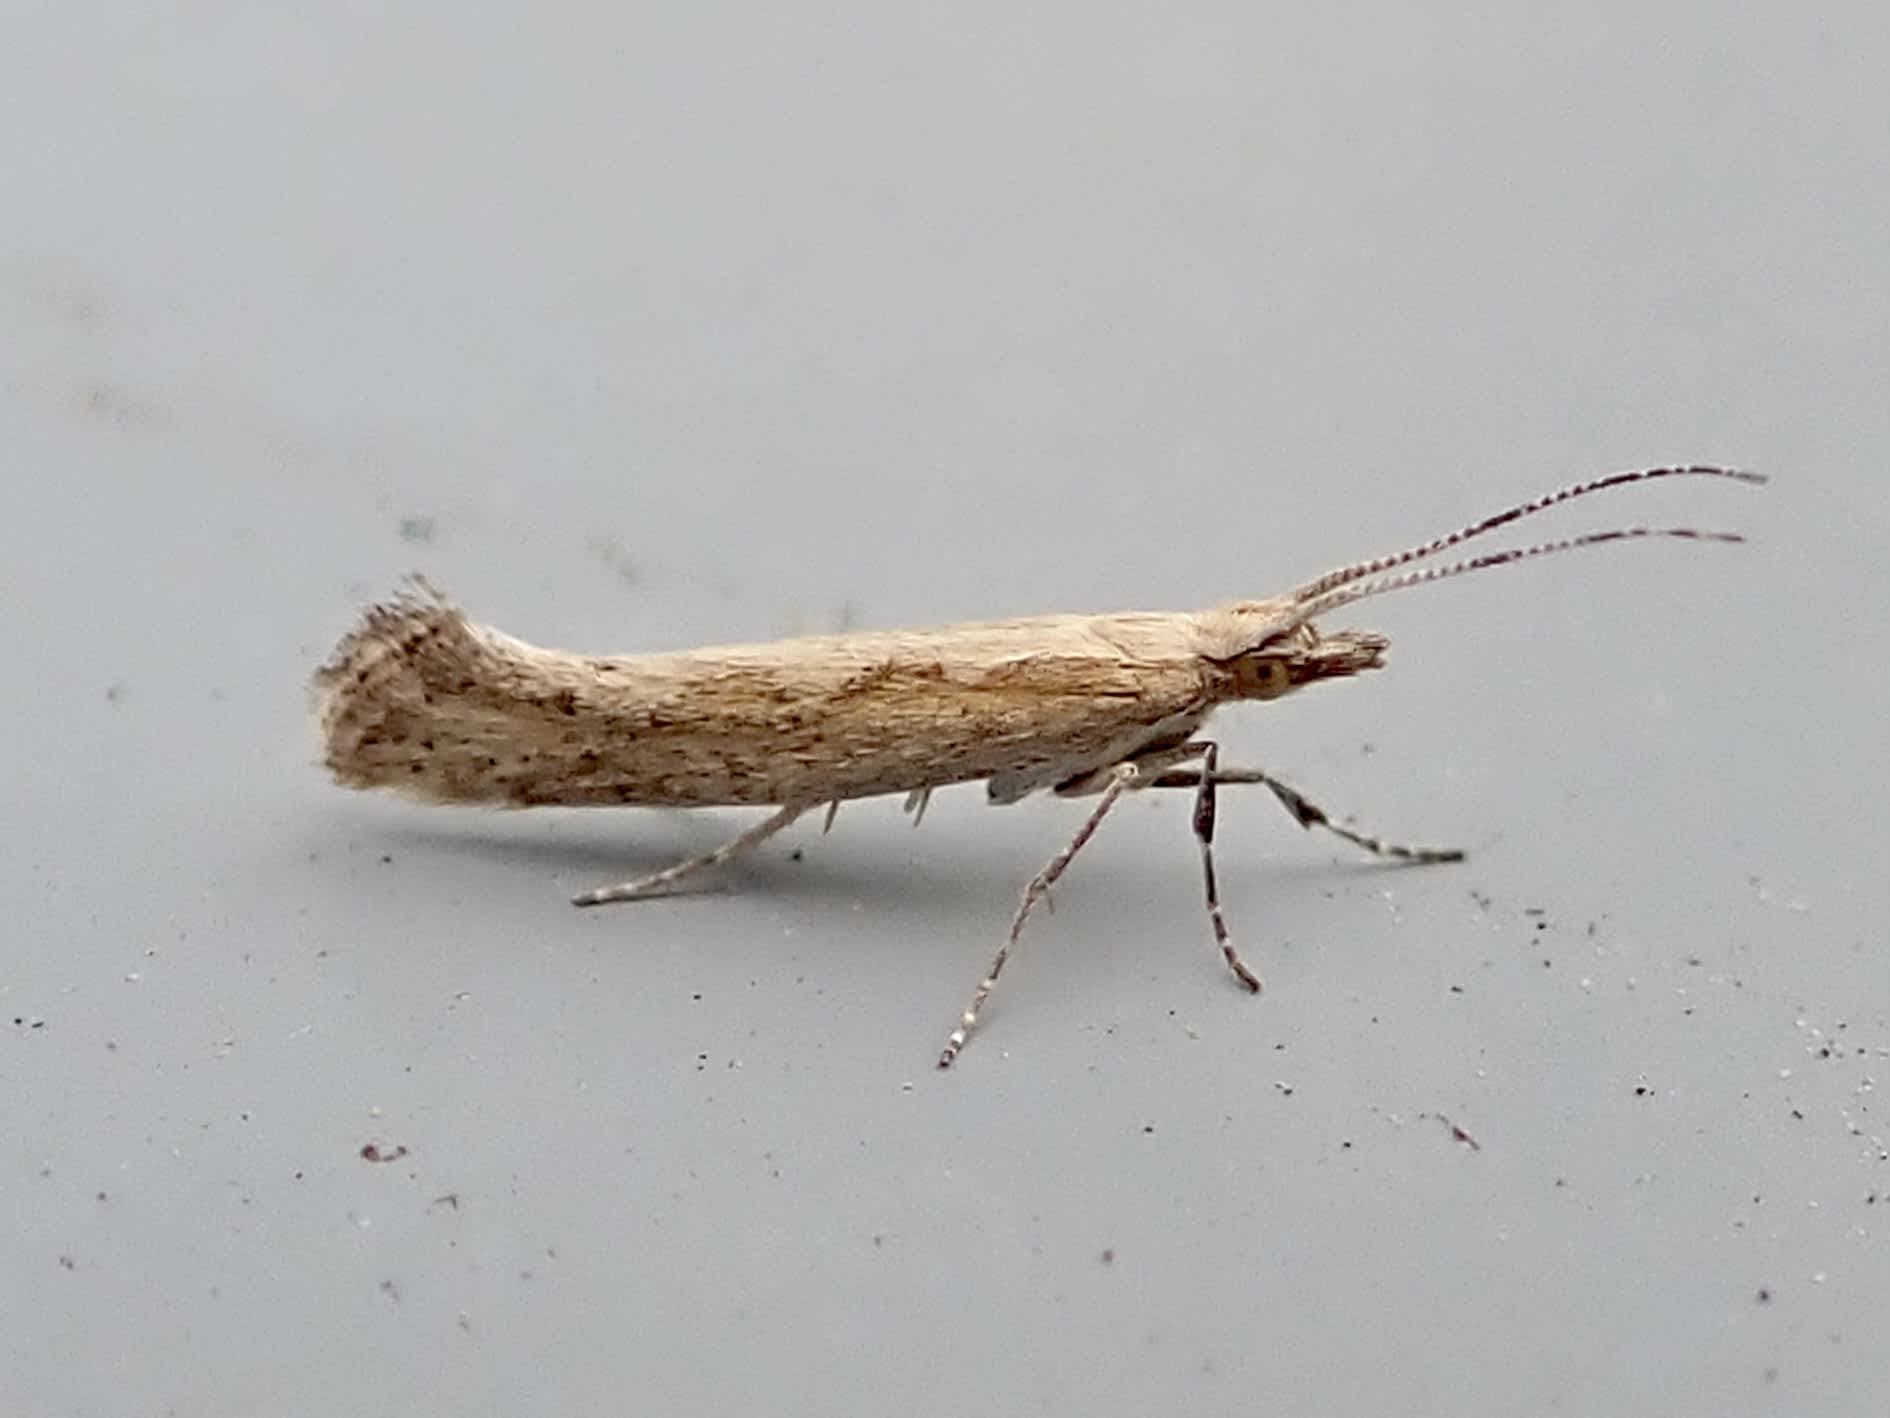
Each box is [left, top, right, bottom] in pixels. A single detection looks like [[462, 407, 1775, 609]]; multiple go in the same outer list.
[[588, 534, 640, 587]]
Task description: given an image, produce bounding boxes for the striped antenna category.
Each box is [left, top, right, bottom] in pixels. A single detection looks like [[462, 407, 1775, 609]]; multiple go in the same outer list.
[[1294, 525, 1752, 626], [1290, 465, 1766, 605]]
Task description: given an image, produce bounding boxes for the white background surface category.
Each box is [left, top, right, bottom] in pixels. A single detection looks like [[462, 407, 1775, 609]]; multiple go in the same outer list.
[[4, 6, 1885, 1415]]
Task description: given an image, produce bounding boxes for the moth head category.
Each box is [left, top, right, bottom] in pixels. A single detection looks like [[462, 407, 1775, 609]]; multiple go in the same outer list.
[[1202, 600, 1388, 702]]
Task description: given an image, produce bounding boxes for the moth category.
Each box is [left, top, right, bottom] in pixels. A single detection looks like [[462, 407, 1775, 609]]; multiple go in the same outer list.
[[314, 464, 1763, 1066]]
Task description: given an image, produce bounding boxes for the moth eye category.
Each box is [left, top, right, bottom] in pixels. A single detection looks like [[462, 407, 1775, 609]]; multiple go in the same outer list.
[[1235, 656, 1292, 699]]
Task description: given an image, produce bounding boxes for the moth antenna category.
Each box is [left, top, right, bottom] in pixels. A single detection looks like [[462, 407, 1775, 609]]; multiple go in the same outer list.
[[1291, 465, 1765, 604], [1292, 525, 1749, 624]]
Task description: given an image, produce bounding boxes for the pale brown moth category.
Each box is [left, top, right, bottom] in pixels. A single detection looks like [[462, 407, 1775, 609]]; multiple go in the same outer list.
[[314, 464, 1763, 1067]]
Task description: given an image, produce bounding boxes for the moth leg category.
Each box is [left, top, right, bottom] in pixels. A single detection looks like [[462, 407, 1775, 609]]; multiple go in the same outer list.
[[1146, 767, 1464, 865], [939, 761, 1141, 1068], [1052, 740, 1208, 797], [572, 804, 807, 906], [1052, 740, 1262, 989], [1188, 742, 1263, 993]]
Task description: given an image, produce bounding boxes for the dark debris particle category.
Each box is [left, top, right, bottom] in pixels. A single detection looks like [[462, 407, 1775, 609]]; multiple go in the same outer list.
[[1435, 1114, 1482, 1151], [1100, 1248, 1116, 1265], [1756, 1288, 1773, 1304], [359, 1142, 409, 1164]]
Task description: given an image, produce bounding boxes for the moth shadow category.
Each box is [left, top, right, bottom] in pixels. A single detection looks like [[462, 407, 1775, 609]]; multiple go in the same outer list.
[[316, 807, 982, 914], [361, 810, 767, 879]]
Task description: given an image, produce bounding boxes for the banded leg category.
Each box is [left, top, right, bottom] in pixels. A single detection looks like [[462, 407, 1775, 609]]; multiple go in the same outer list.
[[1148, 767, 1463, 865], [1191, 743, 1263, 993], [938, 762, 1141, 1068], [573, 804, 807, 906]]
